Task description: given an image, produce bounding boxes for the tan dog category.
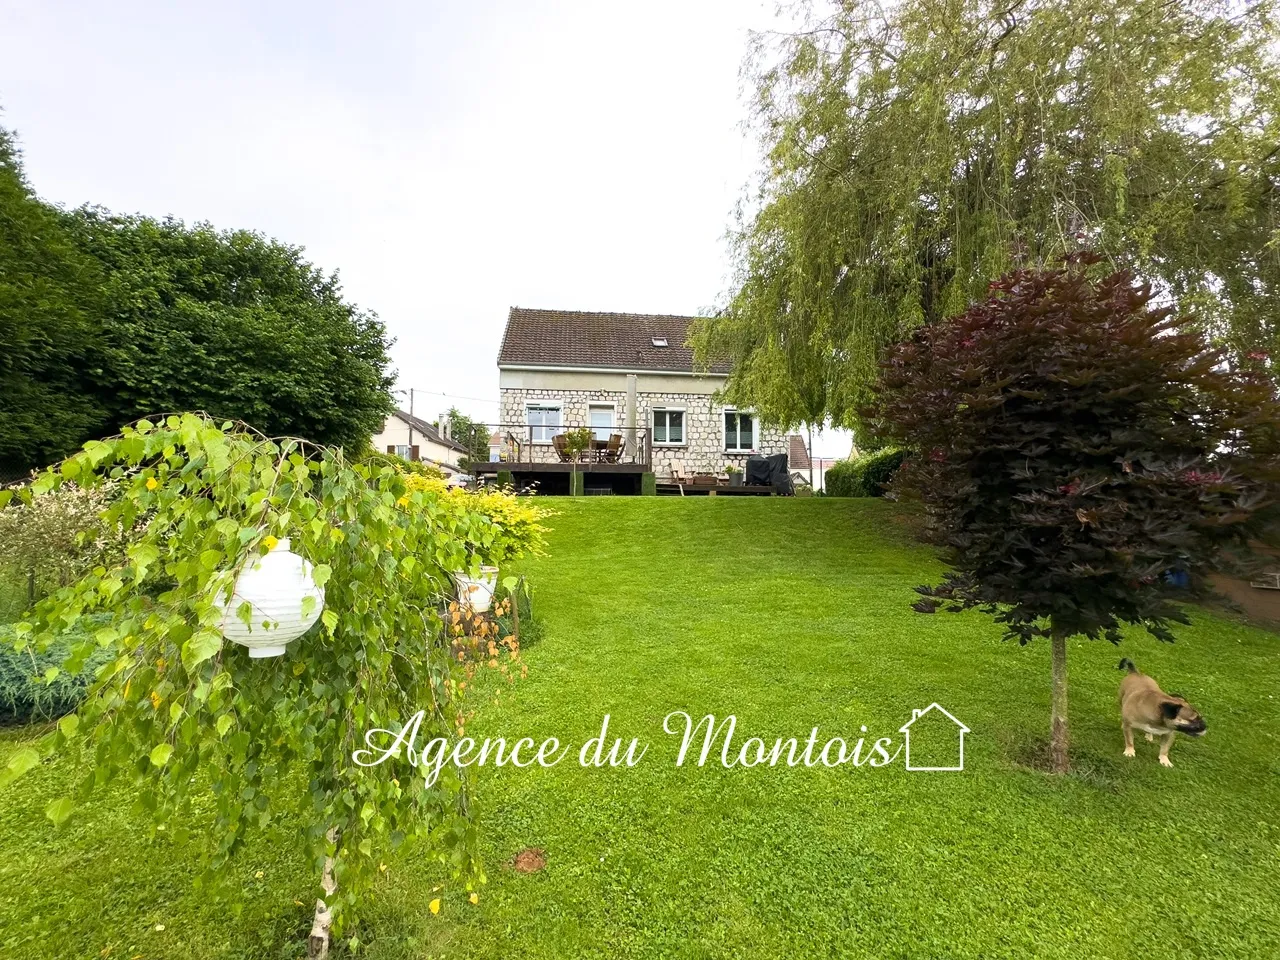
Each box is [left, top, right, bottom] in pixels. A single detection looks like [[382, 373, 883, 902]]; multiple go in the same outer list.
[[1119, 659, 1206, 767]]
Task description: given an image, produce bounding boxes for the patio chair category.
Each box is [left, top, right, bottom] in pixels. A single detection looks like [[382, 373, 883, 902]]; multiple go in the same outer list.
[[603, 433, 623, 462], [552, 433, 573, 462]]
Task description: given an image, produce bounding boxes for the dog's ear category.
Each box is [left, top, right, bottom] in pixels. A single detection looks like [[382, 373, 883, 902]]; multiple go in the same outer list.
[[1160, 701, 1182, 720]]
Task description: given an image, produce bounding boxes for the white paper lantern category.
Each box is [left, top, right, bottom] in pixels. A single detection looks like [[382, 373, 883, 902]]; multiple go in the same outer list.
[[453, 565, 498, 614], [216, 538, 325, 658]]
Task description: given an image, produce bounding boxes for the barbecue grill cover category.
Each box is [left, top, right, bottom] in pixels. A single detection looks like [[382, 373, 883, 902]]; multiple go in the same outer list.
[[745, 454, 793, 495]]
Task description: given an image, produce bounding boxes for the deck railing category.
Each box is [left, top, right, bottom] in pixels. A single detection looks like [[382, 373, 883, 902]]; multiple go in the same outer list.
[[474, 423, 652, 468]]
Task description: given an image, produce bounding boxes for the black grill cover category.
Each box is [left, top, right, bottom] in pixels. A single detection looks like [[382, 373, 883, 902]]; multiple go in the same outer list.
[[745, 454, 793, 495]]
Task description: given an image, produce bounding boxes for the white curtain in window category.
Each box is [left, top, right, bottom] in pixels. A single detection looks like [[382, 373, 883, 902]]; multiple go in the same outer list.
[[589, 405, 614, 441]]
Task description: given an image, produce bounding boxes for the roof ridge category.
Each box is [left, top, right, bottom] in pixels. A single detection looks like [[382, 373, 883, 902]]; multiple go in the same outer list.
[[510, 306, 703, 321]]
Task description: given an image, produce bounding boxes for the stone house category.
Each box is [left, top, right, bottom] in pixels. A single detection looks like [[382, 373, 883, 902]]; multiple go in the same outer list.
[[492, 307, 792, 481]]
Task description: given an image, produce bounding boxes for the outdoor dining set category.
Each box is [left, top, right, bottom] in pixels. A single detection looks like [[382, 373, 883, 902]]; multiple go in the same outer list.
[[553, 432, 624, 463]]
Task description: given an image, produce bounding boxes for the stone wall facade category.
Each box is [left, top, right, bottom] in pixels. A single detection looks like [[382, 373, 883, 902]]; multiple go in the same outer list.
[[498, 386, 788, 477]]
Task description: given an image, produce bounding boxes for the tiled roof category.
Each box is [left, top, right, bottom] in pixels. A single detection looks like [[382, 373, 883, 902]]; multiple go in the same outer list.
[[788, 434, 812, 471], [391, 410, 470, 454], [497, 307, 729, 374]]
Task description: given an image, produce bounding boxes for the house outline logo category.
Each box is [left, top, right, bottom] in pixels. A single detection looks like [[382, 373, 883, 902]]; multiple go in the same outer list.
[[898, 703, 970, 772]]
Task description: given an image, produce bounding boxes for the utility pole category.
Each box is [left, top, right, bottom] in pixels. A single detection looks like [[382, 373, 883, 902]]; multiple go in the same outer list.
[[808, 424, 814, 491]]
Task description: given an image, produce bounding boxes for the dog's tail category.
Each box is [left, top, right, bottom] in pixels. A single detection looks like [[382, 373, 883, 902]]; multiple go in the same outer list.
[[1118, 658, 1137, 674]]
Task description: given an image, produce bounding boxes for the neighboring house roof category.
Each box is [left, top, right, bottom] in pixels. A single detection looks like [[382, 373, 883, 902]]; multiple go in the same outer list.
[[787, 435, 812, 471], [487, 431, 503, 446], [389, 410, 470, 455], [497, 307, 730, 374]]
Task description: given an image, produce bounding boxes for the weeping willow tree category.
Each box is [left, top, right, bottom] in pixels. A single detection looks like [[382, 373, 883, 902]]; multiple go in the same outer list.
[[691, 0, 1280, 426]]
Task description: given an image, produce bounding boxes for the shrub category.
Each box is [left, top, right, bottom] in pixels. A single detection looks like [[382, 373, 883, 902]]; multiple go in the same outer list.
[[870, 257, 1280, 771], [400, 473, 551, 565], [0, 479, 128, 612], [0, 619, 113, 724], [823, 458, 859, 497], [849, 447, 907, 497], [824, 449, 905, 497], [496, 470, 514, 489], [359, 450, 445, 480]]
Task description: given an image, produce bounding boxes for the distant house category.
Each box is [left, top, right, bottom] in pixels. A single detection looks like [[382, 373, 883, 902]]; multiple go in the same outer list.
[[474, 307, 792, 493], [370, 409, 469, 476], [788, 435, 813, 487]]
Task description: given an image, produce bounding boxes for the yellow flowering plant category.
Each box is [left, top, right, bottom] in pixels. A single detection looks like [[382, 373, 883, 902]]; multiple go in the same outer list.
[[398, 474, 551, 566]]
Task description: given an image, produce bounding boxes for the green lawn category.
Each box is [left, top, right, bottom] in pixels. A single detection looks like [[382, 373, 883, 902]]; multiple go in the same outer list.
[[3, 498, 1279, 958]]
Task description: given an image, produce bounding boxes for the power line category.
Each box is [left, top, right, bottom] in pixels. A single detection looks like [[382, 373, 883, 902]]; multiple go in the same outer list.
[[395, 388, 500, 406]]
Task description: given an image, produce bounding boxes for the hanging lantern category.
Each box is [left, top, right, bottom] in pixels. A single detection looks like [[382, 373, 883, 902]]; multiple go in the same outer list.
[[453, 565, 498, 614], [216, 537, 325, 658]]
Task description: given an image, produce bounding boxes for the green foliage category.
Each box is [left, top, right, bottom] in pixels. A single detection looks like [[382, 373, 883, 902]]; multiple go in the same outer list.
[[562, 427, 594, 461], [493, 576, 541, 649], [61, 208, 395, 453], [0, 414, 551, 938], [0, 480, 128, 612], [827, 448, 907, 498], [871, 259, 1280, 645], [447, 407, 493, 470], [641, 472, 657, 497], [360, 450, 446, 480], [825, 449, 908, 498], [0, 130, 110, 475], [496, 470, 514, 489], [0, 122, 397, 476], [822, 459, 859, 498], [398, 474, 551, 565], [0, 621, 113, 724], [692, 0, 1280, 423]]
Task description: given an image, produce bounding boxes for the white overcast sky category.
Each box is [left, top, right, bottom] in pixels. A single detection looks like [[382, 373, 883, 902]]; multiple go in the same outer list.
[[2, 0, 853, 457]]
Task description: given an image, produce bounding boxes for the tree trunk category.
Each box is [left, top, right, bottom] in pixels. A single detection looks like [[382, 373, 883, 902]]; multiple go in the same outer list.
[[308, 826, 339, 959], [1049, 631, 1070, 774]]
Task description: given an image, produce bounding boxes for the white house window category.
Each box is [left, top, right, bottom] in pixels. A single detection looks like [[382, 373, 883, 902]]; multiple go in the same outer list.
[[527, 403, 562, 443], [393, 445, 413, 459], [724, 410, 755, 452], [588, 404, 615, 441], [651, 337, 668, 347], [652, 409, 685, 445]]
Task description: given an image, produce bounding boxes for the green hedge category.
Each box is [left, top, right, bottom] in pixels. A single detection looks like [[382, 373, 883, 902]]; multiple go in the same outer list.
[[0, 619, 113, 724], [496, 470, 513, 489], [824, 447, 907, 497], [641, 473, 656, 496]]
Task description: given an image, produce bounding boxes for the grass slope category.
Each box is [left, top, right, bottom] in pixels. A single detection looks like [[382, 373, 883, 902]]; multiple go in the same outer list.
[[2, 499, 1278, 959]]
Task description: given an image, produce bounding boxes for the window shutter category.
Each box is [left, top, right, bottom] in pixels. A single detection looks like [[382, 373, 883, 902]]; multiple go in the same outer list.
[[410, 445, 421, 461], [386, 445, 396, 454]]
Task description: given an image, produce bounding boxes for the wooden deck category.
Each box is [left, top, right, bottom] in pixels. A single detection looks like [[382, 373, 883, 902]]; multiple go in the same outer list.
[[472, 461, 650, 475]]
